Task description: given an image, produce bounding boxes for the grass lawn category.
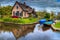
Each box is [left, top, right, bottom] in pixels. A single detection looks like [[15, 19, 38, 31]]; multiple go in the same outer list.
[[54, 22, 60, 28], [0, 17, 38, 24]]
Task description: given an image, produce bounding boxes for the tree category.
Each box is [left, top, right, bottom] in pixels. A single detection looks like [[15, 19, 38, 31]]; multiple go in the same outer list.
[[36, 10, 47, 19], [50, 11, 55, 20], [44, 13, 50, 20], [57, 12, 60, 20], [0, 5, 12, 15], [0, 5, 12, 18]]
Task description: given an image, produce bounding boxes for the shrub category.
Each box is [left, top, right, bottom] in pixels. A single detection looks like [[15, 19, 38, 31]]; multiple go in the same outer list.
[[3, 18, 12, 22]]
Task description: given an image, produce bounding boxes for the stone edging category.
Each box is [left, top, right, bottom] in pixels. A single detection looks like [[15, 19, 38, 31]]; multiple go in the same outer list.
[[51, 24, 60, 30]]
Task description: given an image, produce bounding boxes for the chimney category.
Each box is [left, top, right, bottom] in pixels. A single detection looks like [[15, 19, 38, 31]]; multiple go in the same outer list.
[[24, 2, 26, 5]]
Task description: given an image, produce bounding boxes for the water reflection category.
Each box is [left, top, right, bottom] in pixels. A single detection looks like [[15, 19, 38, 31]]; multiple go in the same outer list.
[[0, 31, 16, 40], [18, 24, 60, 40], [12, 28, 34, 39], [0, 24, 60, 40]]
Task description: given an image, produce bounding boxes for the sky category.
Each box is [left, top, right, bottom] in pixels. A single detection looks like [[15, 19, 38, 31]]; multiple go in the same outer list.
[[0, 0, 60, 15]]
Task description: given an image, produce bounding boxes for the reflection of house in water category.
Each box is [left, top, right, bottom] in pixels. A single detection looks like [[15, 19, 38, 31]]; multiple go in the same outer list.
[[12, 26, 34, 39]]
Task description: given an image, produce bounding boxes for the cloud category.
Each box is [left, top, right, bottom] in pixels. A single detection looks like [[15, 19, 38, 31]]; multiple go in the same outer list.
[[0, 0, 60, 14], [0, 0, 60, 7]]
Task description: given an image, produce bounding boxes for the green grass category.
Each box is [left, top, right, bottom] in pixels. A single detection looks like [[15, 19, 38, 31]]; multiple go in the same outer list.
[[0, 18, 3, 22], [54, 22, 60, 28], [0, 17, 38, 24]]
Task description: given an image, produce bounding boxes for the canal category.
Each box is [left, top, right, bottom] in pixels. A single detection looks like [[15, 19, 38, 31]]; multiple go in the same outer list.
[[0, 24, 60, 40]]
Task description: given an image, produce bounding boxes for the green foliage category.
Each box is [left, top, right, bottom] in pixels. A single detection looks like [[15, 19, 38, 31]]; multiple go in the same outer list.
[[36, 11, 45, 19], [3, 18, 12, 22], [44, 13, 50, 20], [56, 15, 60, 20], [36, 11, 50, 19], [57, 12, 60, 19], [2, 18, 23, 23], [36, 11, 56, 20], [50, 11, 55, 20], [0, 6, 12, 15]]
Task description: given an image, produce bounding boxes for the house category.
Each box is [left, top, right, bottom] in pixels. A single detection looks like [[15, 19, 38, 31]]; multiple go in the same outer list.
[[12, 1, 37, 18]]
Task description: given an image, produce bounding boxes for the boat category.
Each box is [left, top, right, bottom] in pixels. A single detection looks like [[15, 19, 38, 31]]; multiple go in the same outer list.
[[39, 19, 53, 27]]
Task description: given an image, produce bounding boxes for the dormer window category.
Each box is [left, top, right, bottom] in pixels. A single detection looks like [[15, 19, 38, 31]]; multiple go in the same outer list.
[[16, 6, 18, 9]]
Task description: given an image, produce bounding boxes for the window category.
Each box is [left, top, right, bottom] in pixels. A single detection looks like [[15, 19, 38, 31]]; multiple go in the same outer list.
[[16, 11, 19, 16], [20, 12, 23, 16], [20, 11, 23, 16], [16, 6, 18, 9]]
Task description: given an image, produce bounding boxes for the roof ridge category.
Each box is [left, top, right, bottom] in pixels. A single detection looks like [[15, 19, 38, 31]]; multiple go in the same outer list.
[[16, 1, 32, 9]]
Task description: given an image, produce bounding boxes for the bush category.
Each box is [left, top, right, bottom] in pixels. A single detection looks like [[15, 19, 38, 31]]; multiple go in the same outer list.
[[3, 18, 12, 22], [12, 18, 25, 23]]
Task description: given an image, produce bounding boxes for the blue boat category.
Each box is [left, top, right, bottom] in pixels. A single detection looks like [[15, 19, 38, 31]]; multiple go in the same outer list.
[[39, 19, 53, 27], [39, 19, 46, 24], [44, 21, 53, 25]]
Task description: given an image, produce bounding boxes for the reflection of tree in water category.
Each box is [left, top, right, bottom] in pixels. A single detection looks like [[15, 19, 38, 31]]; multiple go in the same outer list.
[[0, 22, 20, 31]]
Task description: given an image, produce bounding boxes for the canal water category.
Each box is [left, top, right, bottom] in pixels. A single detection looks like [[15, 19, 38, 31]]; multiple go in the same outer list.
[[0, 24, 60, 40]]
